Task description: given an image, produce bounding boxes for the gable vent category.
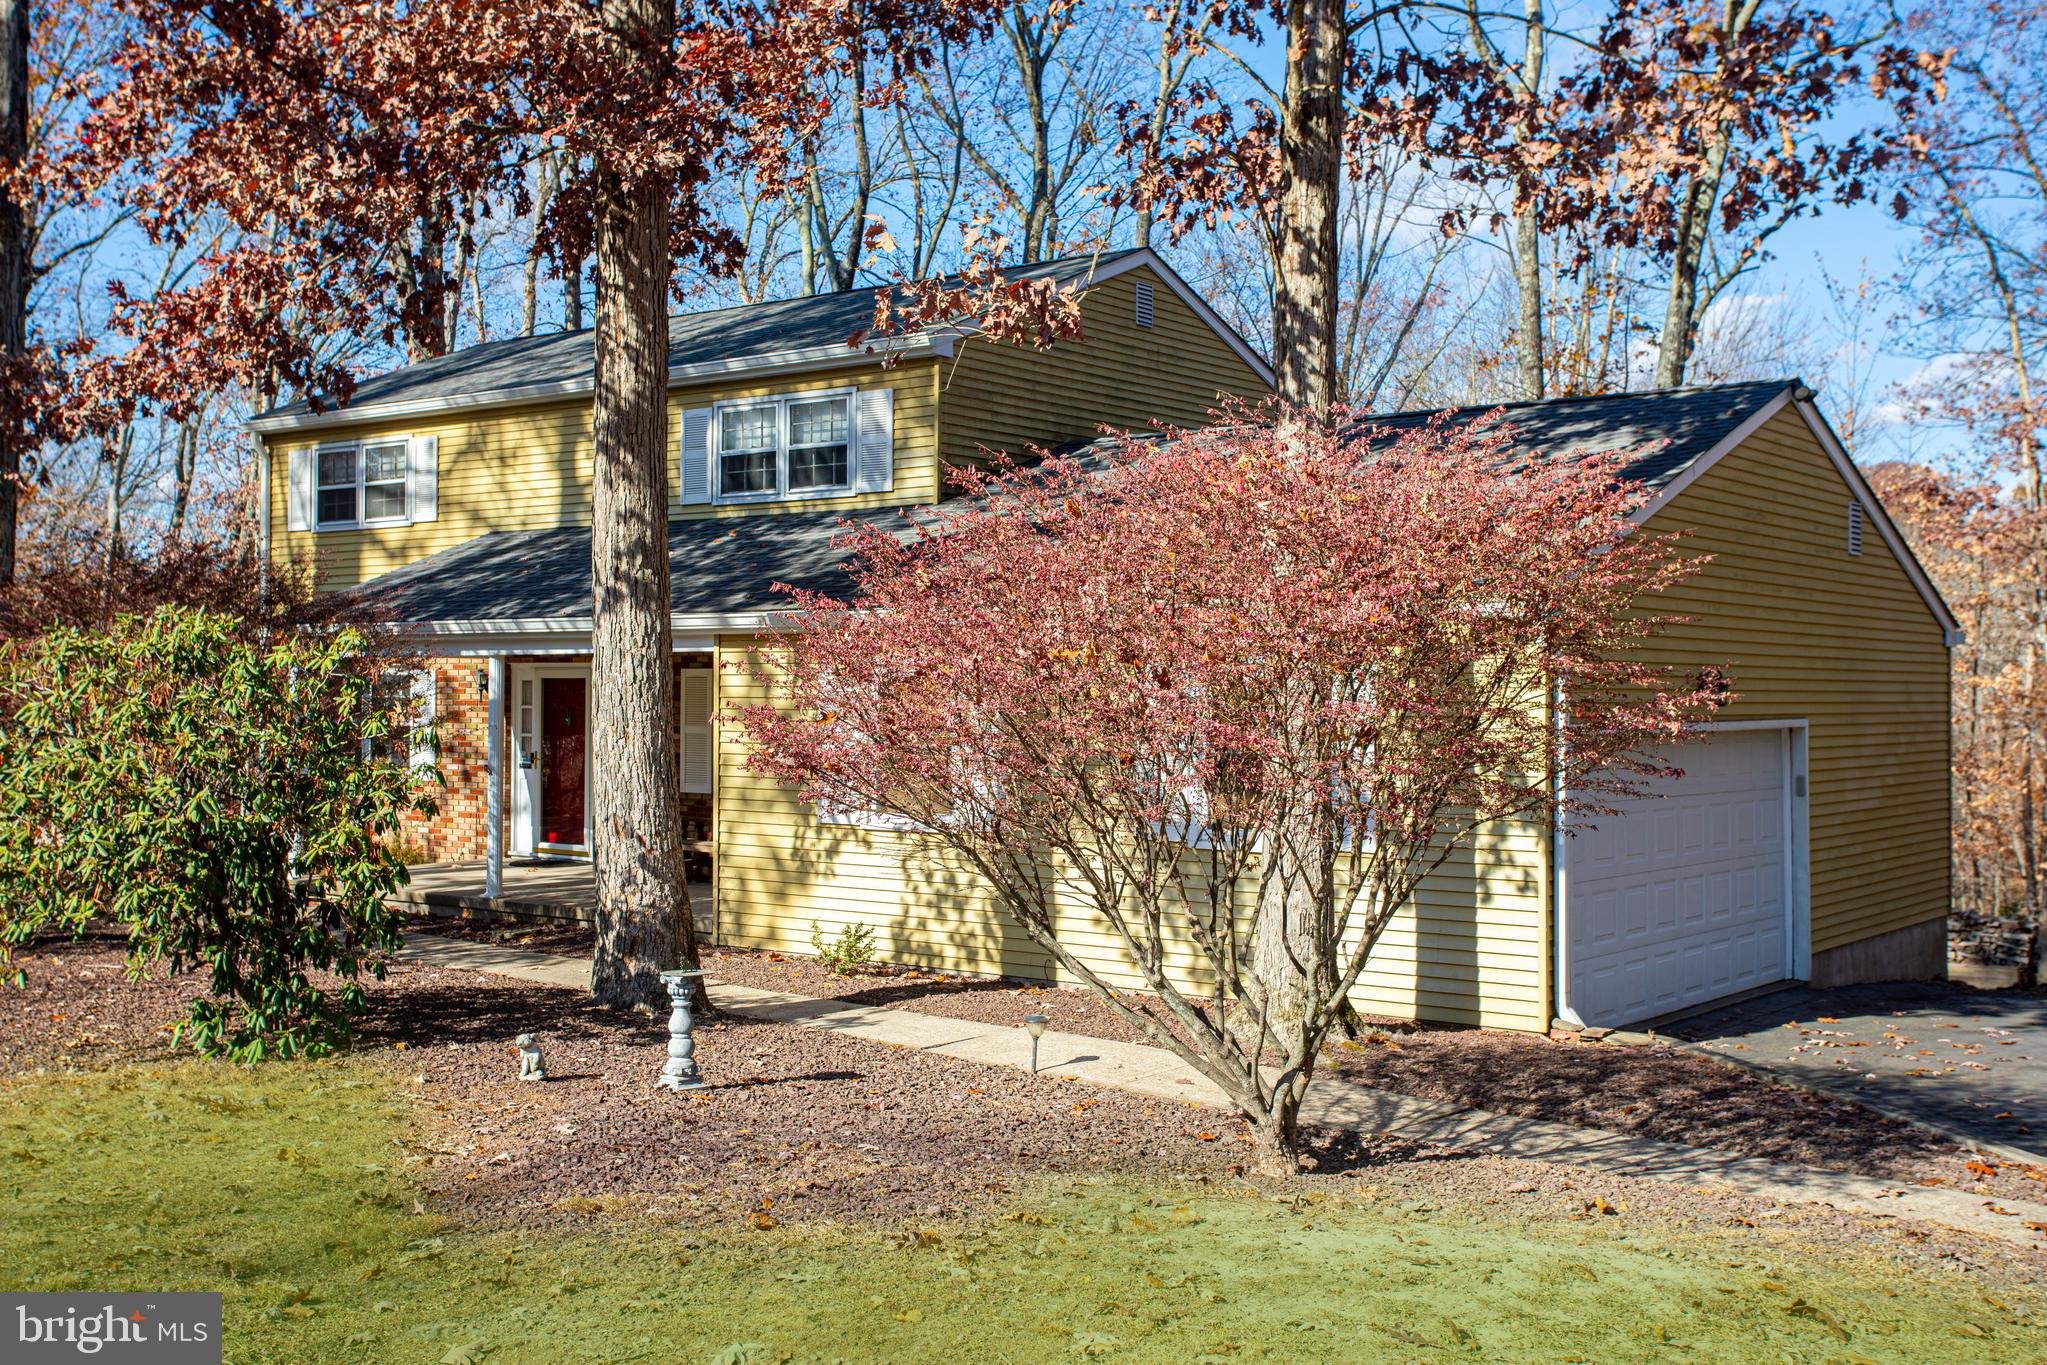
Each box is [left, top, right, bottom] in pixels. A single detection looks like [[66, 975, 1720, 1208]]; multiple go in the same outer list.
[[1847, 500, 1864, 556], [1133, 280, 1155, 328]]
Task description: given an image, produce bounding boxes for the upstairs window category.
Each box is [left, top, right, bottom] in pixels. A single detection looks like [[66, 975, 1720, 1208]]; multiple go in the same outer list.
[[316, 439, 410, 529], [287, 435, 437, 534], [718, 404, 779, 498], [317, 447, 358, 526], [363, 441, 409, 521], [714, 391, 855, 502], [787, 397, 851, 492]]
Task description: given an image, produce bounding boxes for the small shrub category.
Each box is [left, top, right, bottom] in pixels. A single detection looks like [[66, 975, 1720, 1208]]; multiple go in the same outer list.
[[810, 921, 878, 976], [0, 607, 438, 1059], [385, 835, 431, 868]]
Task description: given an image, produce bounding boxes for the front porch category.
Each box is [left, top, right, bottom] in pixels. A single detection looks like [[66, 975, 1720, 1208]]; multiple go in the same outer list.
[[394, 647, 720, 902], [392, 859, 718, 942]]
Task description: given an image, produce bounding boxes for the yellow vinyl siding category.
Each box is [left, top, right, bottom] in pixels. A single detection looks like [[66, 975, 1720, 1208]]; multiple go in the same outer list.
[[936, 267, 1271, 479], [1637, 407, 1951, 956], [268, 361, 941, 592], [1346, 821, 1550, 1030], [714, 635, 1552, 1031]]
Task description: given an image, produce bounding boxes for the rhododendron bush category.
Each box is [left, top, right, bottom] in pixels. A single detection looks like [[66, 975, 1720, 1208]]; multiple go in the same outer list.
[[736, 405, 1729, 1170]]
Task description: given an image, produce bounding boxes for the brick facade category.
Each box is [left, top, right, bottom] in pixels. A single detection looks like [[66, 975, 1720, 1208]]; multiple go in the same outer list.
[[398, 653, 714, 863], [399, 657, 495, 862]]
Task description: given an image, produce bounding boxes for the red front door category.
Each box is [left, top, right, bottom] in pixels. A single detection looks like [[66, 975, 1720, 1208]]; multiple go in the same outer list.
[[540, 677, 588, 847]]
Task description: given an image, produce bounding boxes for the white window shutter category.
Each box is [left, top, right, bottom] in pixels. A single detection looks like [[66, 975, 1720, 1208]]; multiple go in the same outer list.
[[408, 435, 438, 524], [286, 448, 315, 531], [680, 669, 714, 794], [679, 408, 713, 505], [853, 388, 893, 494], [410, 669, 438, 773]]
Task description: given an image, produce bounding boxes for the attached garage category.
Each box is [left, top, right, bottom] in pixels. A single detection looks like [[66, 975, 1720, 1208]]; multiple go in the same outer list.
[[1561, 725, 1810, 1028], [1539, 379, 1958, 1031]]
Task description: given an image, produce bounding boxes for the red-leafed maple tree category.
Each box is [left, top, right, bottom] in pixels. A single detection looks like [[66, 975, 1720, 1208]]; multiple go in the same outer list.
[[735, 407, 1728, 1169]]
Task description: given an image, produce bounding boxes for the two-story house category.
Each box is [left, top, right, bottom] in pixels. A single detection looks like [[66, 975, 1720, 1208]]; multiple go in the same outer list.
[[255, 247, 1957, 1033]]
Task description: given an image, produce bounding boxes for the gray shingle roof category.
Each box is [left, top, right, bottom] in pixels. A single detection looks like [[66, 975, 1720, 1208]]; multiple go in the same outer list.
[[358, 504, 920, 625], [256, 249, 1147, 424], [1354, 378, 1793, 491], [357, 379, 1796, 627]]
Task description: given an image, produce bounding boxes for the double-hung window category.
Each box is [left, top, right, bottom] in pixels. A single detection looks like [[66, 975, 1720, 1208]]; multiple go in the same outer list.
[[786, 396, 851, 493], [718, 405, 780, 499], [715, 391, 854, 502], [317, 447, 359, 527], [316, 438, 410, 529]]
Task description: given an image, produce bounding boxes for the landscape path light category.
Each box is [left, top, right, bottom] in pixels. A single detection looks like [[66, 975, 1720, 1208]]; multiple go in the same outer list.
[[658, 969, 711, 1092], [1023, 1014, 1049, 1075]]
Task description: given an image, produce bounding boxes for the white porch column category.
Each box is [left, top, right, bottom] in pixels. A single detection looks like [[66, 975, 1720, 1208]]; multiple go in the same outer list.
[[485, 654, 506, 900]]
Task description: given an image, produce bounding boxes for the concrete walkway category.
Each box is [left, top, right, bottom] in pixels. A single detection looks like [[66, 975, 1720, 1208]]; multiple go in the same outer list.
[[397, 935, 2047, 1248]]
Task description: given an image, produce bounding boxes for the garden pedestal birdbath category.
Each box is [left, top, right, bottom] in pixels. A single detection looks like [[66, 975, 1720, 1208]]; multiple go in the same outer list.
[[658, 969, 710, 1092]]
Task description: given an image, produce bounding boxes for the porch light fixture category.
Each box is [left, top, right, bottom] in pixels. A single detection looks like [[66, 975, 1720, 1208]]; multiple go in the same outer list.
[[475, 667, 489, 695], [1023, 1014, 1049, 1075], [658, 969, 711, 1092]]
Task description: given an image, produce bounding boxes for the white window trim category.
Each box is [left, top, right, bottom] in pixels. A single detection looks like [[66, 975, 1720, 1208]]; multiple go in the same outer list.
[[710, 386, 859, 507], [315, 436, 414, 531]]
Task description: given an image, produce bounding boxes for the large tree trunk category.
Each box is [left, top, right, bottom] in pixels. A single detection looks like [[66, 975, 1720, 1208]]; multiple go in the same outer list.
[[589, 0, 698, 1011], [0, 0, 27, 590], [1269, 0, 1344, 416], [1263, 0, 1346, 413]]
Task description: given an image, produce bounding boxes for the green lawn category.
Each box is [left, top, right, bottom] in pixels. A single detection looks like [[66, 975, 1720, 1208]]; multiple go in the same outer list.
[[0, 1059, 2037, 1363]]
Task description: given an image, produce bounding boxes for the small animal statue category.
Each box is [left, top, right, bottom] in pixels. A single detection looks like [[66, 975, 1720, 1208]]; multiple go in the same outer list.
[[515, 1032, 548, 1082]]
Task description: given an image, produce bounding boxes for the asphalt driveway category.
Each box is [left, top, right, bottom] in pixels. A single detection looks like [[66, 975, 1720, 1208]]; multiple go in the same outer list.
[[1675, 982, 2047, 1162]]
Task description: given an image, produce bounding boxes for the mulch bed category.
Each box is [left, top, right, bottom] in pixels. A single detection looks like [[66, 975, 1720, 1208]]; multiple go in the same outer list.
[[358, 959, 1311, 1229], [696, 947, 1992, 1185], [0, 932, 198, 1072], [403, 920, 1991, 1183]]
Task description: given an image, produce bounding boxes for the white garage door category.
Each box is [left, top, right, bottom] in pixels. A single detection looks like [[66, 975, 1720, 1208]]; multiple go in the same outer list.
[[1566, 729, 1791, 1028]]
